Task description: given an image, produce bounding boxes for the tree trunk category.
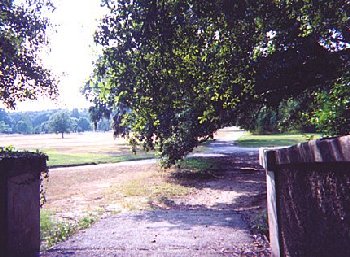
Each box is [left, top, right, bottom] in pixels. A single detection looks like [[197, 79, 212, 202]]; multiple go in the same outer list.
[[94, 122, 97, 131], [61, 132, 64, 139]]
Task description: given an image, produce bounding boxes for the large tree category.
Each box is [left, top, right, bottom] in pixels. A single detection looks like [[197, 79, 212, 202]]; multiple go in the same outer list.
[[86, 0, 350, 166], [48, 111, 72, 139], [0, 0, 57, 108]]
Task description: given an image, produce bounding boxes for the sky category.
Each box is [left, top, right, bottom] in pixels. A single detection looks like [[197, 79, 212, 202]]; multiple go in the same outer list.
[[14, 0, 106, 112]]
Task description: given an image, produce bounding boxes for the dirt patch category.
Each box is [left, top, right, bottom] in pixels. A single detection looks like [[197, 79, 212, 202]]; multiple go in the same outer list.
[[173, 158, 265, 208], [43, 161, 161, 219]]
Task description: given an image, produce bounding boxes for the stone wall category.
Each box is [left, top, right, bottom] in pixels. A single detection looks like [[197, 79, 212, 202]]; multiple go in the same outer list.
[[260, 135, 350, 257], [0, 152, 47, 257]]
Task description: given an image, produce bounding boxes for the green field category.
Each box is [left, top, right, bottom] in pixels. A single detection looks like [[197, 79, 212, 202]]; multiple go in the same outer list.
[[44, 150, 154, 167], [0, 132, 154, 167], [236, 133, 321, 148]]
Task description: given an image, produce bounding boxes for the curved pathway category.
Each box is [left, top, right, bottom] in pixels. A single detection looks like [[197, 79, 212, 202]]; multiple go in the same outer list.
[[42, 127, 269, 256]]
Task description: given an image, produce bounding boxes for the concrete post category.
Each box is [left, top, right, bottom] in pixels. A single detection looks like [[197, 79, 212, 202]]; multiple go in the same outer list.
[[259, 148, 280, 257], [0, 153, 47, 257]]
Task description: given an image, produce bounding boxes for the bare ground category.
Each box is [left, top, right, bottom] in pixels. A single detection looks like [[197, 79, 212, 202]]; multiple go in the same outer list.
[[41, 128, 271, 256], [42, 160, 159, 220]]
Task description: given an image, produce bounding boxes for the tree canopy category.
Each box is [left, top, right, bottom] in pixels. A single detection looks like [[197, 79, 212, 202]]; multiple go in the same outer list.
[[86, 0, 350, 166], [0, 0, 58, 109]]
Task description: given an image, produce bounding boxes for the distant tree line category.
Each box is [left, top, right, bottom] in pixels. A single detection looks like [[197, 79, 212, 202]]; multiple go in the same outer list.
[[0, 108, 112, 135]]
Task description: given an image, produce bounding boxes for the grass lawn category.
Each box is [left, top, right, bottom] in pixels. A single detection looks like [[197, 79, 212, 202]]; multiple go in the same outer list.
[[0, 132, 155, 167], [236, 133, 321, 148], [44, 150, 154, 167]]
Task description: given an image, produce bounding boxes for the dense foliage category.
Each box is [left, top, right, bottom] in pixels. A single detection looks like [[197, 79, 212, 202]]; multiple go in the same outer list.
[[0, 0, 57, 108], [0, 108, 100, 135], [86, 0, 350, 166], [311, 74, 350, 135]]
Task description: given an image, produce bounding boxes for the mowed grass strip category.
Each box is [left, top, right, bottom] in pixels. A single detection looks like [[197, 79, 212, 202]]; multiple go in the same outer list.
[[45, 150, 155, 167], [236, 133, 321, 148]]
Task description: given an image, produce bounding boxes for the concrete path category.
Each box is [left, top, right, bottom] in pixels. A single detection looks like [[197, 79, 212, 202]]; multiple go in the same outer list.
[[191, 127, 259, 157], [42, 127, 266, 257], [43, 210, 252, 256]]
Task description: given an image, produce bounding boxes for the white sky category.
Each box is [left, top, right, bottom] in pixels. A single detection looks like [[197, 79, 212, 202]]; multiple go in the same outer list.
[[14, 0, 106, 111]]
